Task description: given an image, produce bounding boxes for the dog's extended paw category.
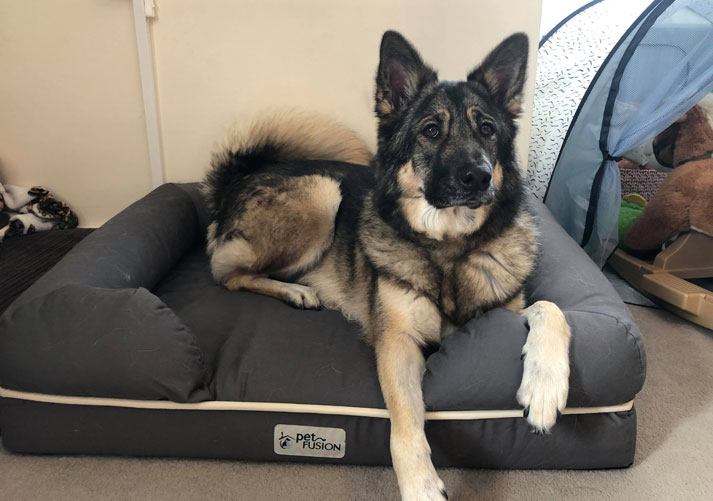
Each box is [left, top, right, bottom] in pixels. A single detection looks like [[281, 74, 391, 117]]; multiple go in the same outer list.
[[517, 347, 569, 434], [283, 284, 321, 310], [399, 471, 447, 501], [392, 435, 447, 501], [517, 301, 571, 434]]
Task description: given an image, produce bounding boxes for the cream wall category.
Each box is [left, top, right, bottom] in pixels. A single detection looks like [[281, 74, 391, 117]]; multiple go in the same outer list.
[[0, 0, 152, 227], [0, 1, 542, 226], [154, 0, 543, 182]]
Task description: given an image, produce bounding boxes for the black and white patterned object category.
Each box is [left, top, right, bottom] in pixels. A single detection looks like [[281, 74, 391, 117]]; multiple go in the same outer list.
[[526, 0, 649, 200]]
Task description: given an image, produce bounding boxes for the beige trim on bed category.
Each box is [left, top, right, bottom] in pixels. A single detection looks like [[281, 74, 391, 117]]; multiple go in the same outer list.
[[0, 386, 634, 420]]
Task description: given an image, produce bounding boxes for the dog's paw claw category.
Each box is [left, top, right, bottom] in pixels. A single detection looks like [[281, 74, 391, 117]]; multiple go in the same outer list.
[[530, 427, 549, 436]]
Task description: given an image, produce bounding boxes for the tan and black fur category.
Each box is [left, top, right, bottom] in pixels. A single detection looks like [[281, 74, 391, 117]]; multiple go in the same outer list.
[[204, 32, 571, 501]]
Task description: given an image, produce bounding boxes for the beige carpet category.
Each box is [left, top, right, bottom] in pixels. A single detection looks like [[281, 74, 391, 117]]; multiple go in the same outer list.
[[1, 305, 711, 500]]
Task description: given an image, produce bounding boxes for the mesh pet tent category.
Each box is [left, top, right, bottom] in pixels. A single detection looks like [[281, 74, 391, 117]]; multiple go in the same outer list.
[[528, 0, 713, 267]]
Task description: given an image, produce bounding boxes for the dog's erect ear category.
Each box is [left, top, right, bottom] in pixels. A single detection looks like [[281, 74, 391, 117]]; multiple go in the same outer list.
[[467, 33, 529, 115], [375, 31, 437, 118]]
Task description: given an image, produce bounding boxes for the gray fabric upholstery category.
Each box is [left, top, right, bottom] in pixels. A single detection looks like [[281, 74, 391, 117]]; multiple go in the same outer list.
[[0, 399, 637, 468], [0, 285, 210, 402], [0, 181, 645, 467]]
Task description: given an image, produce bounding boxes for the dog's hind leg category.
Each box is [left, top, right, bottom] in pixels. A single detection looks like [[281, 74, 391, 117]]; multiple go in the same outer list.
[[224, 271, 321, 310], [208, 174, 342, 310], [374, 280, 446, 501], [507, 296, 571, 434]]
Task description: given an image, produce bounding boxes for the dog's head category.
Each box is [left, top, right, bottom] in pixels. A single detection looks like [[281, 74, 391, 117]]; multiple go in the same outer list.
[[373, 31, 528, 239]]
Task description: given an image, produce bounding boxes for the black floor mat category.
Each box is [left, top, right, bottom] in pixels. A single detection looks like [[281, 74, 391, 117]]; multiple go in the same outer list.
[[0, 228, 94, 315], [603, 263, 658, 307]]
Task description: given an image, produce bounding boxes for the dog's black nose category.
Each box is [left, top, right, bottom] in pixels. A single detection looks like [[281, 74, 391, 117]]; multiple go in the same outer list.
[[458, 163, 492, 190]]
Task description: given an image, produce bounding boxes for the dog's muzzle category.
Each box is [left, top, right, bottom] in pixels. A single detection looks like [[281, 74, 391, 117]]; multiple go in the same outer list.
[[430, 161, 495, 209]]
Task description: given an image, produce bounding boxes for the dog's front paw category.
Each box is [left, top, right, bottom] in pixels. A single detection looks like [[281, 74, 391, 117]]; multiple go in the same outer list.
[[399, 470, 447, 501], [392, 435, 447, 501], [517, 301, 571, 434], [517, 341, 569, 434]]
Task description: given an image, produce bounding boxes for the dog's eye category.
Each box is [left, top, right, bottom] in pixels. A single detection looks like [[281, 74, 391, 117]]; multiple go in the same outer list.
[[422, 124, 440, 139], [479, 122, 494, 137]]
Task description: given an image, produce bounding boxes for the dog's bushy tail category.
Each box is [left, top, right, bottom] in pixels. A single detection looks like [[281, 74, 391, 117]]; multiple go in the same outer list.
[[203, 110, 373, 216]]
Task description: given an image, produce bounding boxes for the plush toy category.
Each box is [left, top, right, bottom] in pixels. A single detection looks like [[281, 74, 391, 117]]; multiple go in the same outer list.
[[624, 100, 713, 252], [618, 194, 646, 247]]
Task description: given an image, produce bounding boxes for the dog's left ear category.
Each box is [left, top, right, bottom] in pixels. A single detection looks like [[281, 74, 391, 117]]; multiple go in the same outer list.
[[468, 33, 529, 115]]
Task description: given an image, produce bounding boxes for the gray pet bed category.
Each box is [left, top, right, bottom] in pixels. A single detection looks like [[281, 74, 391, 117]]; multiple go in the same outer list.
[[0, 181, 645, 468]]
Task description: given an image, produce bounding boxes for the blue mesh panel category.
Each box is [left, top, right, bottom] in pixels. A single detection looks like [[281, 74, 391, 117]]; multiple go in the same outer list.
[[545, 0, 713, 267]]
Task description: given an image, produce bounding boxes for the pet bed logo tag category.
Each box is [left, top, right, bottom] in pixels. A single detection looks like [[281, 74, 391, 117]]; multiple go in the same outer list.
[[278, 432, 294, 449], [274, 425, 346, 458]]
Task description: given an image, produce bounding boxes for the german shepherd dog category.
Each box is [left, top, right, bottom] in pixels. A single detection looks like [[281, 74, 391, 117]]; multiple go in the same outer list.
[[204, 31, 571, 500]]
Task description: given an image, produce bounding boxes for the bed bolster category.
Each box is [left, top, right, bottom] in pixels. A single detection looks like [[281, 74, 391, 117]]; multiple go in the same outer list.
[[10, 183, 200, 308], [0, 284, 211, 402]]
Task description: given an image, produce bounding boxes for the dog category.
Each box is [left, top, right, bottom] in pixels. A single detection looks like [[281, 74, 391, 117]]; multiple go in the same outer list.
[[203, 31, 571, 500]]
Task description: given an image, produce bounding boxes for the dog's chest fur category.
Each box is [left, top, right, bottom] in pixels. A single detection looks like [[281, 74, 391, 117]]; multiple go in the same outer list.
[[360, 198, 538, 327]]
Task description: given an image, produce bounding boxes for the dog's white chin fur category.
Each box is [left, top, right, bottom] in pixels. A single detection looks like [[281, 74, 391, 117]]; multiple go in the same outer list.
[[402, 195, 489, 240]]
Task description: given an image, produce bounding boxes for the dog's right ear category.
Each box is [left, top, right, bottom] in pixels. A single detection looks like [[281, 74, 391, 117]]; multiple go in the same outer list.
[[375, 31, 437, 119]]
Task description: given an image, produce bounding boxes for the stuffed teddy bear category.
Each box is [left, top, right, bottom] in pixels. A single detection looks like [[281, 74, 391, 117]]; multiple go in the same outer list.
[[624, 98, 713, 252]]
